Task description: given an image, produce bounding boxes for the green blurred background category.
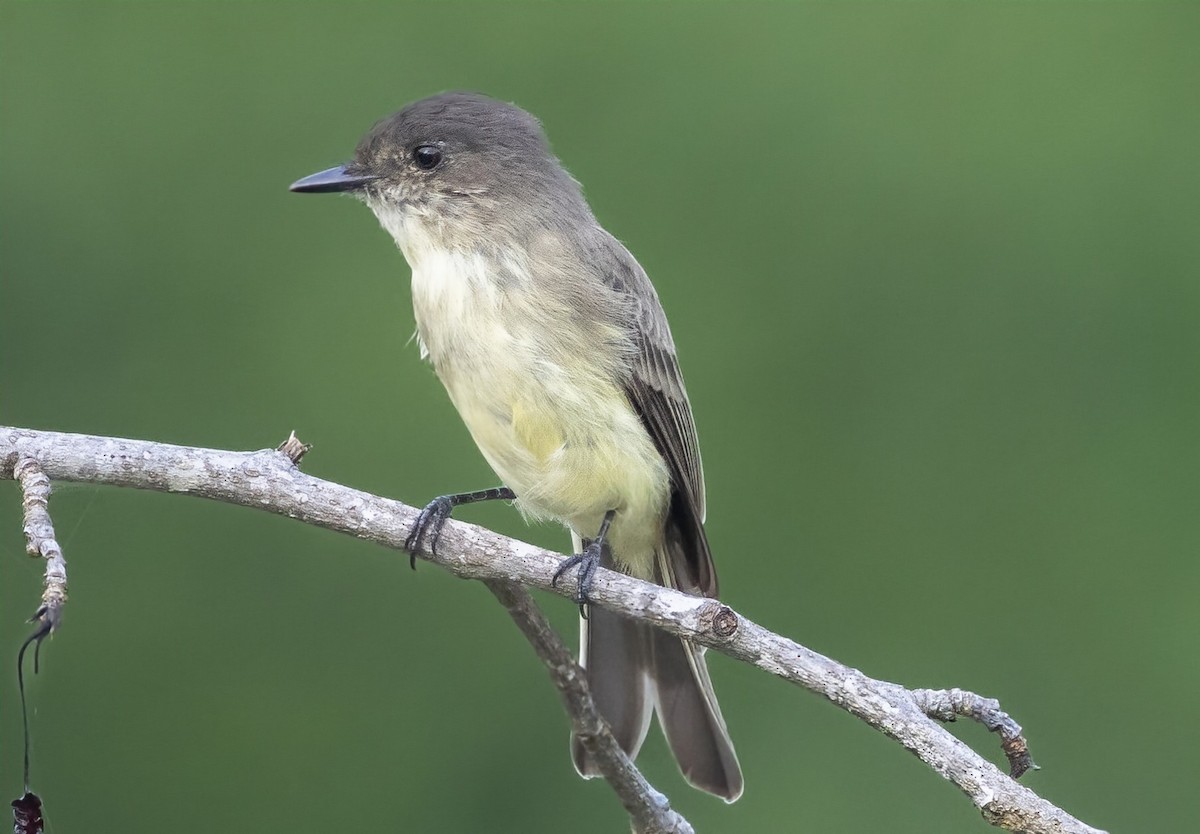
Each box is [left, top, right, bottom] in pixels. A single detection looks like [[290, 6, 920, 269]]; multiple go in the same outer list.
[[2, 3, 1197, 832]]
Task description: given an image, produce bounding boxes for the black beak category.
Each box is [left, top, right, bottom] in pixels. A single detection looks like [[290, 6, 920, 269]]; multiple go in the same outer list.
[[289, 165, 380, 194]]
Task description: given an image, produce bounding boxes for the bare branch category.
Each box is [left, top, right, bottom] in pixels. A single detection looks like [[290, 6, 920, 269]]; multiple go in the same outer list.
[[0, 427, 1107, 834], [484, 580, 692, 834], [913, 688, 1037, 779], [14, 455, 66, 635]]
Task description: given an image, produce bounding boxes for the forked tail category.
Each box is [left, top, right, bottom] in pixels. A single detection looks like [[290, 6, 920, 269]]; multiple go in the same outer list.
[[569, 542, 743, 802]]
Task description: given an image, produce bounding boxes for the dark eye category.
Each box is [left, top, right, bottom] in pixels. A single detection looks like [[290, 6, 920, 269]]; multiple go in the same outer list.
[[413, 145, 443, 170]]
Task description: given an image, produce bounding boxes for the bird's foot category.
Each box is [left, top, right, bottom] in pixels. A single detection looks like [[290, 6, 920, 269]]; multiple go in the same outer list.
[[403, 487, 516, 570], [552, 539, 604, 614], [404, 495, 456, 568]]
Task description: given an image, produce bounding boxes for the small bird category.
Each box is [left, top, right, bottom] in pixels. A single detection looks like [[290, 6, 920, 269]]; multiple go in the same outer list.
[[291, 92, 742, 801]]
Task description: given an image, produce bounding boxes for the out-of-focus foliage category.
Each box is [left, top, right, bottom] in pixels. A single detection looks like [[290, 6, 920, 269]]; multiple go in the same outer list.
[[2, 4, 1197, 832]]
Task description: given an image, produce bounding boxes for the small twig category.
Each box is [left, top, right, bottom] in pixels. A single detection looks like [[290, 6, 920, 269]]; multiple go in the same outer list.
[[484, 580, 693, 834], [14, 456, 66, 635], [276, 431, 311, 464], [913, 688, 1038, 779], [0, 427, 1107, 834]]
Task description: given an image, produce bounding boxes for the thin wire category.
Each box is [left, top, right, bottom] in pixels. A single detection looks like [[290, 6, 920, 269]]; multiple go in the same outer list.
[[17, 619, 52, 792], [59, 486, 99, 550]]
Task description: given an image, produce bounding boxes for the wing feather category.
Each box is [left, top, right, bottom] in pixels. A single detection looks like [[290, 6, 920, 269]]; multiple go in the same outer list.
[[594, 233, 717, 597]]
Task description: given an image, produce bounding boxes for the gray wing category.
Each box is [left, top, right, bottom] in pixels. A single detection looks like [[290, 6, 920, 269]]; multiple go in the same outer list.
[[595, 233, 718, 597]]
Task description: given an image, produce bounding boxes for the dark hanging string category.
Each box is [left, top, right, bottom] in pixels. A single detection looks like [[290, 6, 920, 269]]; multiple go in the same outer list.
[[18, 616, 53, 791], [12, 615, 53, 834]]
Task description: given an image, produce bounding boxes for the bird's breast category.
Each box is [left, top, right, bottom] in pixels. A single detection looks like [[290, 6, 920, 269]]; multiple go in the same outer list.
[[406, 246, 669, 555], [408, 246, 501, 363]]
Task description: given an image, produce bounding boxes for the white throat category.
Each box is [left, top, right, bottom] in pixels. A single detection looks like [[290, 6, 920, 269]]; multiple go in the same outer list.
[[367, 200, 512, 365]]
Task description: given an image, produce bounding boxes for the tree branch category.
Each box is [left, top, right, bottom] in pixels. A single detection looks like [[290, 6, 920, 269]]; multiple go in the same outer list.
[[483, 580, 692, 834], [912, 687, 1037, 779], [14, 455, 66, 637], [0, 427, 1106, 834]]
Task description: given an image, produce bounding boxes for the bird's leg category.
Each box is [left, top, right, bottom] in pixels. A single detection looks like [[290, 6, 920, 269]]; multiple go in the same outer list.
[[405, 486, 516, 568], [552, 509, 616, 612]]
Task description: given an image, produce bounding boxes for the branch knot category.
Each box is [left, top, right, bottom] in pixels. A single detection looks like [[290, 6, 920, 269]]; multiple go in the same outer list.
[[711, 605, 739, 639]]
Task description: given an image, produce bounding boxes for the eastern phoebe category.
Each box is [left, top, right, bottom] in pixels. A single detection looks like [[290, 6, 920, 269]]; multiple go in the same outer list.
[[290, 92, 742, 802]]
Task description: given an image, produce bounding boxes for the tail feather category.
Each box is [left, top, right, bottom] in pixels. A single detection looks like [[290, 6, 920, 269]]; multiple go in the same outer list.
[[570, 536, 743, 802], [570, 603, 654, 778], [648, 624, 742, 801]]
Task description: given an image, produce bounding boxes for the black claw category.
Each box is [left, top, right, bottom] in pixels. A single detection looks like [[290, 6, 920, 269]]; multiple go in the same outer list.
[[403, 487, 516, 570], [551, 554, 583, 588], [405, 496, 455, 568], [552, 540, 604, 611]]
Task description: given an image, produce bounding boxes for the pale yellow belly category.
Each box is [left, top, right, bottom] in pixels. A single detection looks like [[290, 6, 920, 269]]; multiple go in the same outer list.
[[442, 363, 670, 577]]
